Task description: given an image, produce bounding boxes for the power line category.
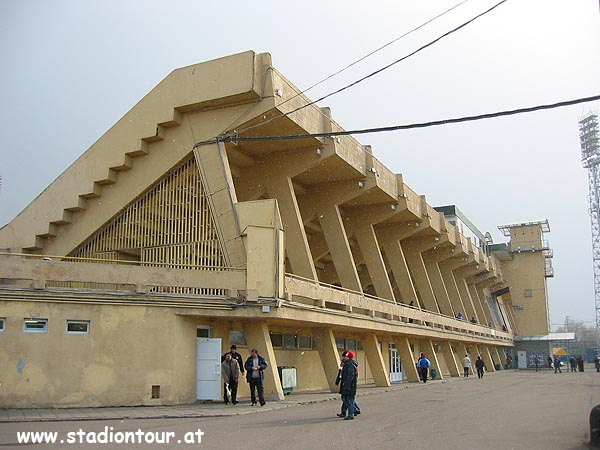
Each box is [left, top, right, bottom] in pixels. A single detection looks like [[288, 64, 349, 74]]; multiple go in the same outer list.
[[273, 0, 470, 112], [236, 0, 508, 136], [194, 94, 600, 147]]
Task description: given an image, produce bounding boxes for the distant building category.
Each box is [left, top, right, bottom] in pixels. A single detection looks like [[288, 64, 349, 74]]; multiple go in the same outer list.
[[0, 51, 551, 407]]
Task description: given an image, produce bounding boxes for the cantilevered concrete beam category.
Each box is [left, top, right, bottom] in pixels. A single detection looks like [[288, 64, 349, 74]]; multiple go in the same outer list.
[[439, 254, 473, 321], [424, 340, 444, 380], [453, 263, 486, 324], [422, 245, 459, 317], [318, 204, 362, 292], [362, 333, 391, 387], [244, 321, 285, 400], [441, 341, 461, 377], [314, 328, 342, 392], [394, 336, 419, 382]]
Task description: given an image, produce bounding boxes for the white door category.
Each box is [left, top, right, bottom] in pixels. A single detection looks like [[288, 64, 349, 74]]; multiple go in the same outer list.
[[390, 347, 403, 382], [196, 338, 222, 400], [517, 351, 527, 369]]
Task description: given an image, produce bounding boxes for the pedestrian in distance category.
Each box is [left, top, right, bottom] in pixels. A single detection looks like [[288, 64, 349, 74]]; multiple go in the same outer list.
[[335, 351, 361, 418], [339, 350, 358, 420], [547, 355, 553, 370], [534, 356, 540, 372], [594, 355, 600, 372], [577, 355, 585, 372], [475, 355, 485, 379], [221, 352, 240, 404], [244, 348, 268, 406], [417, 353, 431, 383], [569, 356, 577, 372], [553, 355, 562, 374], [462, 354, 471, 377]]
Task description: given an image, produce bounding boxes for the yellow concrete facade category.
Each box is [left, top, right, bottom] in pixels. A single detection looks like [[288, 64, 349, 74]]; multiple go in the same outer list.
[[0, 51, 550, 408]]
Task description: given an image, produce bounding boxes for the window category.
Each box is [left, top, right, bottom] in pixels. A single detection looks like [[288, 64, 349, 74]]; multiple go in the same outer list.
[[23, 319, 48, 333], [346, 339, 356, 351], [524, 289, 533, 297], [335, 338, 345, 350], [0, 318, 5, 332], [298, 335, 312, 349], [197, 326, 210, 338], [270, 333, 297, 349], [229, 330, 246, 346], [66, 320, 89, 334], [282, 334, 297, 349], [270, 333, 283, 347]]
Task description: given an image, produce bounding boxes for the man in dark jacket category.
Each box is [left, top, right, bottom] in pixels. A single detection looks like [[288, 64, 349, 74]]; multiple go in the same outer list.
[[244, 348, 268, 406], [339, 350, 358, 420], [335, 351, 360, 418], [475, 355, 485, 379]]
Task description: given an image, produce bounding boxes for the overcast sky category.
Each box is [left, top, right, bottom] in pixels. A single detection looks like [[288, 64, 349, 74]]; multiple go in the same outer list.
[[1, 0, 599, 330]]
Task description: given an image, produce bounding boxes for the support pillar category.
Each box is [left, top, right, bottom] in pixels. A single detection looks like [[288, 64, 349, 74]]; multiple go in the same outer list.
[[441, 341, 460, 377], [314, 328, 342, 392], [395, 336, 419, 382], [362, 333, 390, 387], [319, 204, 362, 292], [243, 321, 285, 401], [354, 224, 395, 301], [425, 340, 444, 380]]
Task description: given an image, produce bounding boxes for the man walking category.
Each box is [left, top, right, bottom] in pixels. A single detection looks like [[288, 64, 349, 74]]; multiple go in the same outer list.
[[553, 355, 562, 374], [221, 352, 240, 404], [245, 348, 268, 406], [336, 351, 361, 418], [224, 345, 245, 376], [475, 355, 485, 379], [339, 350, 358, 420], [417, 353, 431, 383], [462, 354, 471, 377]]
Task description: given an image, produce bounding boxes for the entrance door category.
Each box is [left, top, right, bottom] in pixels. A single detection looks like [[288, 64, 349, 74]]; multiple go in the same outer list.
[[196, 337, 222, 400], [517, 350, 527, 369], [390, 347, 403, 382]]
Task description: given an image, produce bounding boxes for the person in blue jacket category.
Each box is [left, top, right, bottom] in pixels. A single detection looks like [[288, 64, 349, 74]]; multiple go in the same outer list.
[[417, 353, 431, 383]]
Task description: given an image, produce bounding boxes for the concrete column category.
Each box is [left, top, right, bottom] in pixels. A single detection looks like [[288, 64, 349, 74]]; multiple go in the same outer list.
[[455, 274, 479, 323], [475, 280, 498, 326], [441, 341, 460, 377], [477, 345, 496, 373], [319, 204, 362, 292], [496, 347, 507, 367], [403, 248, 440, 313], [314, 328, 342, 392], [269, 176, 317, 280], [489, 346, 503, 370], [395, 336, 419, 382], [425, 340, 444, 380], [439, 258, 469, 318], [362, 333, 390, 387], [448, 343, 464, 376], [423, 258, 454, 317], [243, 321, 285, 401], [353, 224, 395, 301], [193, 144, 246, 268], [381, 239, 418, 305], [467, 282, 489, 326]]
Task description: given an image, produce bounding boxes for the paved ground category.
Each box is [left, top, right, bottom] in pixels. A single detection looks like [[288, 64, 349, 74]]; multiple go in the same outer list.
[[1, 368, 599, 449]]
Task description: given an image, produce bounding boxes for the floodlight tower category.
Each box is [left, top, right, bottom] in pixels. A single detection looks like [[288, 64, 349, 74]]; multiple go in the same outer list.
[[579, 112, 600, 351]]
